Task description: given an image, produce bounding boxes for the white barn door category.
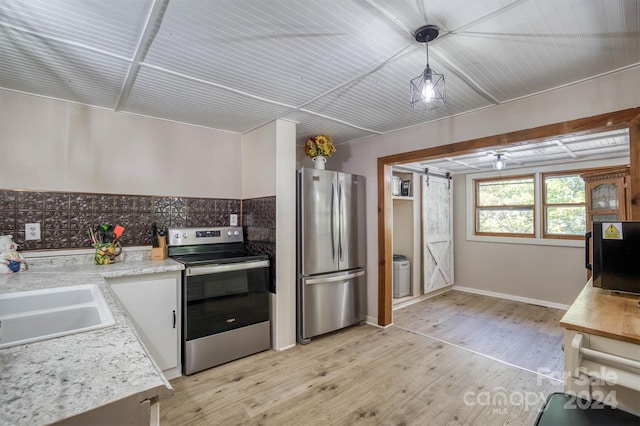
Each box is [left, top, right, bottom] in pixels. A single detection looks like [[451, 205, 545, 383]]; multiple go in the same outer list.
[[422, 172, 454, 293]]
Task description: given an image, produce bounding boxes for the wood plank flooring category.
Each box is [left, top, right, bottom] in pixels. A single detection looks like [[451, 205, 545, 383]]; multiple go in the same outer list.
[[160, 291, 565, 425], [393, 291, 566, 378]]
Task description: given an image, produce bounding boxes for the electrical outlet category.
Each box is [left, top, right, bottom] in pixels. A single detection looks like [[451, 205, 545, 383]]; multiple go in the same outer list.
[[25, 222, 41, 240], [230, 214, 238, 226]]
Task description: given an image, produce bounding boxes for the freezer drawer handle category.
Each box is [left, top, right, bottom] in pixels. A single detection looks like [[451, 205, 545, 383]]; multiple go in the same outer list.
[[305, 270, 365, 285], [187, 260, 269, 276]]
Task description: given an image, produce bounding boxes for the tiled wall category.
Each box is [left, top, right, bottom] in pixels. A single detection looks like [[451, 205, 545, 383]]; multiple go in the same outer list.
[[0, 189, 240, 250], [242, 196, 277, 292]]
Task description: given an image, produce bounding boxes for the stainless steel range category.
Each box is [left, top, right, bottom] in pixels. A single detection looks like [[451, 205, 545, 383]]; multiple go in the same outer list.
[[168, 227, 271, 375]]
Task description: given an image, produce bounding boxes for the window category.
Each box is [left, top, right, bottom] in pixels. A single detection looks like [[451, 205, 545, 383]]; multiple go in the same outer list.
[[542, 173, 586, 239], [475, 175, 535, 237]]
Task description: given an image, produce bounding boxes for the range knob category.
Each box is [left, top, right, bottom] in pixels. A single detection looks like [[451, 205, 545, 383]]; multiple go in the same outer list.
[[233, 230, 240, 236], [227, 231, 233, 237], [174, 232, 180, 239], [183, 232, 189, 238]]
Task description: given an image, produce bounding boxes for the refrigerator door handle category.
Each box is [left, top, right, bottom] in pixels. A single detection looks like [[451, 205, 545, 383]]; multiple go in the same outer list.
[[338, 181, 344, 261], [330, 182, 336, 262], [332, 180, 340, 263], [330, 181, 336, 261], [305, 270, 365, 285]]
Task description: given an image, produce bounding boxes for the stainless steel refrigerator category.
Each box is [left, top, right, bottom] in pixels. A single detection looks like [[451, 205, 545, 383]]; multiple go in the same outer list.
[[297, 168, 366, 343]]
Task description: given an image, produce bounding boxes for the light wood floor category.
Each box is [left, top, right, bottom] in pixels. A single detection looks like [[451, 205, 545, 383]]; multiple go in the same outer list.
[[160, 291, 565, 425], [393, 290, 566, 377]]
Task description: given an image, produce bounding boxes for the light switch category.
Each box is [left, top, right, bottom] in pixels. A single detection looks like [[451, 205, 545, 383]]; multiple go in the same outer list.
[[230, 214, 238, 226], [25, 222, 41, 240]]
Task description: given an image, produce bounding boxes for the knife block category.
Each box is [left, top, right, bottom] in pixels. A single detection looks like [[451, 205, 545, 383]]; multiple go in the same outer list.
[[151, 236, 167, 260]]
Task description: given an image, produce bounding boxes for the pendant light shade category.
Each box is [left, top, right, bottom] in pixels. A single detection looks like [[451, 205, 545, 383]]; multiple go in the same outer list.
[[410, 25, 445, 110], [493, 154, 506, 170]]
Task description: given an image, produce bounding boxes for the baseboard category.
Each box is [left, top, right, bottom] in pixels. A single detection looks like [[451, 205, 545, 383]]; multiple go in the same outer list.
[[392, 286, 453, 311], [162, 367, 182, 380], [365, 316, 383, 328], [275, 342, 297, 351], [365, 316, 392, 328], [453, 285, 569, 310]]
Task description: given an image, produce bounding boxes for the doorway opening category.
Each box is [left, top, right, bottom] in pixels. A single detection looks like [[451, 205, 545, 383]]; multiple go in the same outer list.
[[377, 108, 640, 326]]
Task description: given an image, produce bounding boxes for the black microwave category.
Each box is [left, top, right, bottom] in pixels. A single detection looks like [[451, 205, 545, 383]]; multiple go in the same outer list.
[[586, 221, 640, 294]]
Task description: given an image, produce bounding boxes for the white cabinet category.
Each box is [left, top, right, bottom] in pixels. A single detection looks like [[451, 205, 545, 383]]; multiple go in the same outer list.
[[107, 272, 181, 378], [563, 330, 640, 416], [55, 394, 157, 426]]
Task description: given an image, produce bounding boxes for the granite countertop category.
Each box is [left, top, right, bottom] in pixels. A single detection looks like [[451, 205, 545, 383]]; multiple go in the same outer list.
[[560, 279, 640, 345], [0, 254, 185, 426]]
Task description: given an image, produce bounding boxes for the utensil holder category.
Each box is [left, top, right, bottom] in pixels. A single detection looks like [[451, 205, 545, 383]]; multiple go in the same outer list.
[[94, 242, 122, 265], [151, 236, 167, 260]]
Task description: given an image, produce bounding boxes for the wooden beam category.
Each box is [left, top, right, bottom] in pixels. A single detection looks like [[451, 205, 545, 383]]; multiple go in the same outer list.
[[377, 107, 640, 326], [629, 113, 640, 219], [381, 108, 640, 166], [377, 159, 393, 326]]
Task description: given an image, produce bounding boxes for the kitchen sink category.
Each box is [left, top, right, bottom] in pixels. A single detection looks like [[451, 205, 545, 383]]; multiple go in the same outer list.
[[0, 284, 116, 349]]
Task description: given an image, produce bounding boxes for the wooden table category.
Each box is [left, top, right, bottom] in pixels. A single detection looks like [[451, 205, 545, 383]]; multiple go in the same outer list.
[[559, 280, 640, 416], [560, 281, 640, 344]]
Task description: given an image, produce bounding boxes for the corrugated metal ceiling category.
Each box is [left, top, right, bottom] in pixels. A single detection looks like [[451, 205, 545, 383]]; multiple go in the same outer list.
[[406, 128, 630, 174], [1, 0, 638, 159]]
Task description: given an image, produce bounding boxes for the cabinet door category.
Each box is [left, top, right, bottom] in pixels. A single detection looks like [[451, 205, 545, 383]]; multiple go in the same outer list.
[[109, 274, 179, 371], [585, 176, 627, 226]]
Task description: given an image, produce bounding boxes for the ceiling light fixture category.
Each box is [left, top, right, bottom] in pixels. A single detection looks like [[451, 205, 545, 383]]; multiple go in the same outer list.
[[493, 153, 506, 170], [410, 25, 445, 110]]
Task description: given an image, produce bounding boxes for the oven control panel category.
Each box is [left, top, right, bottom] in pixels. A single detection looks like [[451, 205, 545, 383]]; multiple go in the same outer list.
[[167, 227, 243, 246]]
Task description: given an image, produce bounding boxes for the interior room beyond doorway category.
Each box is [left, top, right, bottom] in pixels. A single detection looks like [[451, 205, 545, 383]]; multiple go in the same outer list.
[[377, 107, 640, 327]]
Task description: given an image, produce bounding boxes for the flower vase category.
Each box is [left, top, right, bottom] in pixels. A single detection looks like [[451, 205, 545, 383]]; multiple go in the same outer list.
[[313, 156, 327, 170]]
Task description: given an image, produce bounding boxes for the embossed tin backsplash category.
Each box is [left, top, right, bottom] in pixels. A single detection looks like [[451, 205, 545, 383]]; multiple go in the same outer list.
[[242, 196, 277, 292], [0, 190, 241, 250]]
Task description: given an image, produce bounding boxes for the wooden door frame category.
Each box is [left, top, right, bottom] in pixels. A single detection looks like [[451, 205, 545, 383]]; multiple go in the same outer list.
[[377, 107, 640, 326]]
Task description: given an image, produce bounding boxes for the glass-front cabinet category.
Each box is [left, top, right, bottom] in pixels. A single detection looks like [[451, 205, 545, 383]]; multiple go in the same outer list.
[[581, 166, 630, 279], [581, 166, 630, 229]]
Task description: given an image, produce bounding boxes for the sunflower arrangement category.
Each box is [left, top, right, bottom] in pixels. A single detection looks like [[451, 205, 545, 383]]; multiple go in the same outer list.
[[304, 135, 336, 158]]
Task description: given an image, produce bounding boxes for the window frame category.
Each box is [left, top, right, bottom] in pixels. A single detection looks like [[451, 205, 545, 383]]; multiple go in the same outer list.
[[474, 174, 536, 238], [541, 171, 587, 240], [466, 160, 627, 248]]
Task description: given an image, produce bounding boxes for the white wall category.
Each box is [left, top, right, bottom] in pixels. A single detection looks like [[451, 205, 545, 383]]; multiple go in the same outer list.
[[241, 119, 297, 351], [330, 67, 640, 320], [0, 90, 242, 198], [455, 157, 630, 306], [452, 176, 586, 307], [275, 119, 297, 350], [241, 121, 277, 199]]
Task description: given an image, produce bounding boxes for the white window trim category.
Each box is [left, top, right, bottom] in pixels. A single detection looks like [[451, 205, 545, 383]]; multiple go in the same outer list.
[[465, 157, 628, 248]]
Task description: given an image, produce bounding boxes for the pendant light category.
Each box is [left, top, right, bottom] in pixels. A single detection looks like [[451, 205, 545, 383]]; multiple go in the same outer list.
[[410, 25, 445, 110], [493, 154, 506, 170]]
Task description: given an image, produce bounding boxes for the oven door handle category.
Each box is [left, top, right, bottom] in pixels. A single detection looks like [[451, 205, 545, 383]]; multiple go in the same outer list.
[[187, 260, 269, 276]]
